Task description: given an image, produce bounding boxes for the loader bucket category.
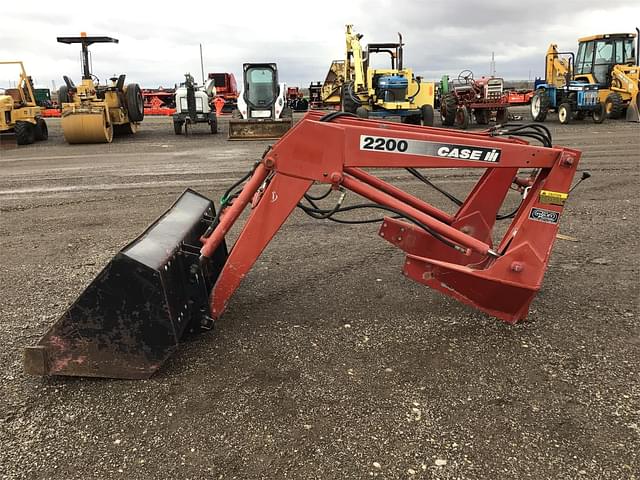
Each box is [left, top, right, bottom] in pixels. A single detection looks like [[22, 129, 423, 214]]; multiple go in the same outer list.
[[24, 189, 228, 379], [228, 118, 293, 140], [626, 93, 640, 122]]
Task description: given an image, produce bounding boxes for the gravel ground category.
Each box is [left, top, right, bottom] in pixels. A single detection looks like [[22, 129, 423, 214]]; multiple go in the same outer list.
[[0, 110, 638, 479]]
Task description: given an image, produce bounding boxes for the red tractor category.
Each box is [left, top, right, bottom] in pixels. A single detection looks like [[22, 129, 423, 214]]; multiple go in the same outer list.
[[440, 70, 509, 129]]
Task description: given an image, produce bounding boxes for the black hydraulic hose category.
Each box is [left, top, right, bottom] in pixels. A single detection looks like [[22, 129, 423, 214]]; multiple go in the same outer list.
[[305, 186, 334, 201], [406, 167, 464, 206]]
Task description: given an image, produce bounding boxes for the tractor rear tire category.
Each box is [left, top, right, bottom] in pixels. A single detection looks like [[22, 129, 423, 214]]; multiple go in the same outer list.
[[558, 103, 572, 124], [174, 121, 183, 135], [605, 92, 624, 119], [341, 82, 358, 114], [455, 106, 470, 129], [355, 106, 369, 119], [474, 109, 489, 125], [34, 118, 48, 141], [58, 86, 70, 105], [496, 108, 509, 124], [440, 93, 457, 126], [592, 103, 606, 124], [125, 84, 145, 122], [530, 90, 550, 122], [15, 121, 35, 145], [421, 104, 435, 126]]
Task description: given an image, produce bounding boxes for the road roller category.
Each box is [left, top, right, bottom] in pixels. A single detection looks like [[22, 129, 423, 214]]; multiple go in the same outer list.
[[57, 33, 144, 144]]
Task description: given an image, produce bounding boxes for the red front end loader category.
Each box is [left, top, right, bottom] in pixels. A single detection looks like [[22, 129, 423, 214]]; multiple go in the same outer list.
[[25, 112, 581, 379]]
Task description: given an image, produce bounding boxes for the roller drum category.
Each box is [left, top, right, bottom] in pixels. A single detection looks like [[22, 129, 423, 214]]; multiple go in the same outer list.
[[61, 111, 113, 144]]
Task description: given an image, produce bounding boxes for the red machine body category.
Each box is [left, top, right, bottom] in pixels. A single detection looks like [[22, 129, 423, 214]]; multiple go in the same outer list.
[[26, 110, 580, 379], [207, 72, 239, 112], [201, 111, 579, 324]]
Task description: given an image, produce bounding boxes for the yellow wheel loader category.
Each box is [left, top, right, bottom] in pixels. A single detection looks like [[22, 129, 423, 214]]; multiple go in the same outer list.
[[57, 34, 144, 144], [340, 25, 435, 126], [0, 61, 48, 146], [544, 29, 639, 122]]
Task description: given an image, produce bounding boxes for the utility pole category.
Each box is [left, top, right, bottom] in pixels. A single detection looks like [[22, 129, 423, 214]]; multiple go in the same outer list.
[[199, 43, 205, 85]]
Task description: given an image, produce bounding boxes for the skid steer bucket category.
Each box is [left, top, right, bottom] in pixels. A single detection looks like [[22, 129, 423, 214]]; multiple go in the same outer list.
[[228, 118, 293, 140], [24, 189, 228, 379]]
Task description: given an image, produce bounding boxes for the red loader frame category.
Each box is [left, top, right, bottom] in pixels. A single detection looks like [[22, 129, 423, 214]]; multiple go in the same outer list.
[[200, 111, 580, 323]]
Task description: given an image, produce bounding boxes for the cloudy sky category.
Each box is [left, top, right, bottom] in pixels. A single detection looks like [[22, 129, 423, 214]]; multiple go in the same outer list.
[[1, 0, 638, 90]]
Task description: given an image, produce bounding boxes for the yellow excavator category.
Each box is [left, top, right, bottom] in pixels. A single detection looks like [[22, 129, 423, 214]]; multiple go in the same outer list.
[[340, 25, 435, 125], [545, 29, 639, 122], [57, 33, 144, 143], [0, 61, 48, 145]]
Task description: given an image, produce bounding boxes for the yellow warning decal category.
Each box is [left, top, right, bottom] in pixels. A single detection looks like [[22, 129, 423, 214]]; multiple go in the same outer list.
[[539, 190, 568, 206]]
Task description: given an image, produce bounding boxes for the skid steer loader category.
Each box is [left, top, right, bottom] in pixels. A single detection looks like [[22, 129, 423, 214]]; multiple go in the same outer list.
[[26, 112, 582, 379], [228, 63, 292, 140], [57, 33, 144, 144], [0, 61, 48, 146]]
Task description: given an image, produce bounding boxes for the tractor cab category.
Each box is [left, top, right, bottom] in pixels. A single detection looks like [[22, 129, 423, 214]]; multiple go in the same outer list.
[[575, 33, 637, 86]]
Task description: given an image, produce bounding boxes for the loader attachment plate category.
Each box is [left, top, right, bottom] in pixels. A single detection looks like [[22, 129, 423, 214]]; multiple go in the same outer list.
[[228, 118, 293, 140], [24, 189, 228, 379]]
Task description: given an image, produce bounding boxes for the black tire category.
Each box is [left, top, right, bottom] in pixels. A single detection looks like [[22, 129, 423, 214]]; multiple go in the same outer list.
[[173, 121, 183, 135], [604, 92, 624, 119], [421, 104, 435, 126], [231, 109, 242, 119], [558, 103, 572, 124], [592, 103, 606, 124], [125, 83, 145, 122], [209, 114, 218, 134], [15, 121, 35, 145], [440, 93, 457, 126], [495, 108, 508, 124], [34, 118, 48, 141], [455, 106, 470, 129], [355, 106, 369, 119], [58, 85, 70, 106], [474, 109, 489, 125], [530, 90, 550, 122], [341, 82, 358, 114]]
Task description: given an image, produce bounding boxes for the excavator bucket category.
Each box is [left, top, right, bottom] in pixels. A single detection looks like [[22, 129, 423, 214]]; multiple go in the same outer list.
[[24, 189, 228, 379], [228, 118, 293, 140]]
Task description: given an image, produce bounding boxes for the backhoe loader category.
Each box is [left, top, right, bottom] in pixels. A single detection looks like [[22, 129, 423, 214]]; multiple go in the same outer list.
[[0, 61, 48, 145], [341, 25, 435, 126], [57, 33, 144, 144], [25, 111, 583, 379], [540, 30, 639, 122]]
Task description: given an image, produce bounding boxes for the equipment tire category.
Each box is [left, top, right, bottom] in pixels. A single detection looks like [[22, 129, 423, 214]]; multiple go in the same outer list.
[[496, 108, 508, 124], [592, 103, 606, 124], [440, 93, 457, 126], [558, 103, 572, 124], [604, 92, 624, 119], [173, 121, 183, 135], [125, 83, 145, 122], [15, 121, 36, 145], [231, 109, 242, 119], [341, 82, 358, 114], [281, 107, 293, 119], [421, 104, 434, 126], [209, 115, 218, 134], [58, 85, 70, 106], [530, 90, 550, 122], [34, 118, 48, 141], [455, 106, 470, 129], [355, 106, 369, 119], [474, 109, 489, 125]]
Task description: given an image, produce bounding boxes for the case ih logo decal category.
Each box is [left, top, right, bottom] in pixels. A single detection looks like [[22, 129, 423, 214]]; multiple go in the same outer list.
[[360, 136, 501, 162], [529, 207, 559, 224]]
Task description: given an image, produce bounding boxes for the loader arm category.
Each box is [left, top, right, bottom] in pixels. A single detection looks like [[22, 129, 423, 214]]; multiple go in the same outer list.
[[201, 111, 580, 324], [610, 64, 640, 122]]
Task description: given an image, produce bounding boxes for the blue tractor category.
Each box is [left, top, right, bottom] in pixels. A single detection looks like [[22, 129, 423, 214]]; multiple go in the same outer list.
[[531, 45, 606, 124]]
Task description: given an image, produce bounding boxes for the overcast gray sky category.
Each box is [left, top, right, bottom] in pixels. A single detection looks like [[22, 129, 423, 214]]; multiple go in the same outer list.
[[1, 0, 638, 89]]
